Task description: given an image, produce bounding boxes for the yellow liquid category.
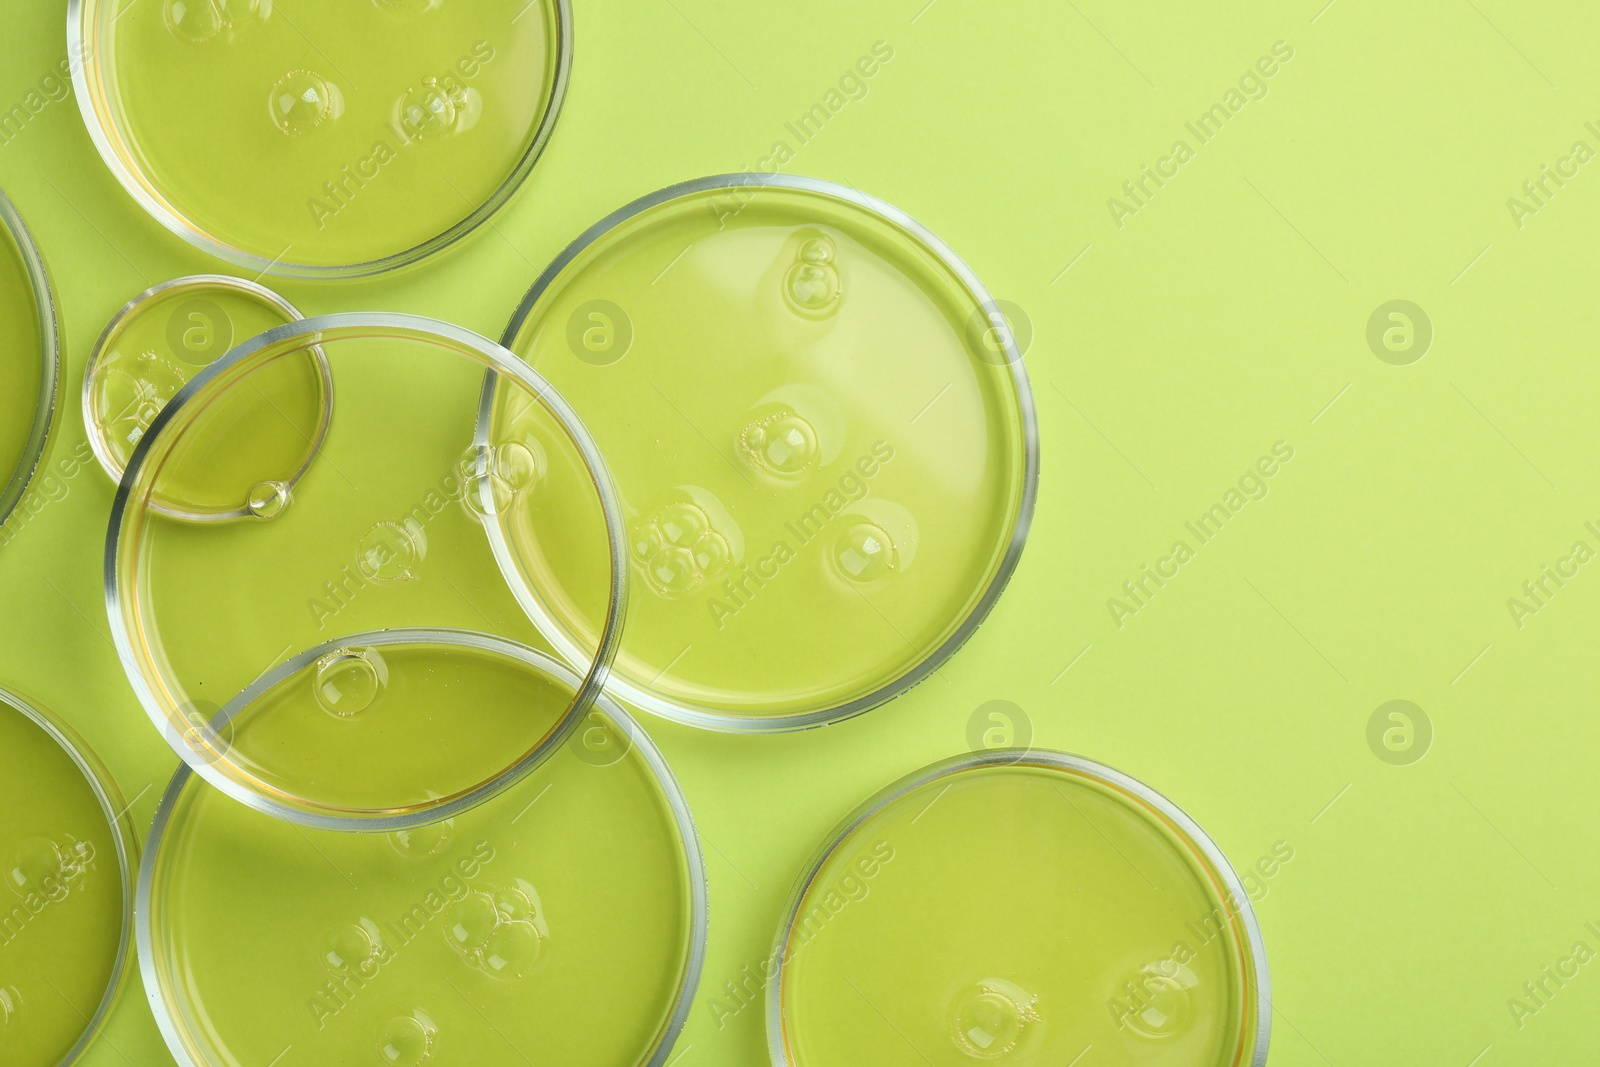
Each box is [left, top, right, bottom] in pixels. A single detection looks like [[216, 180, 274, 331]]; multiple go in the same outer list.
[[0, 699, 125, 1067], [145, 709, 700, 1067], [0, 214, 46, 520], [496, 182, 1033, 723], [777, 761, 1261, 1066], [84, 0, 562, 271]]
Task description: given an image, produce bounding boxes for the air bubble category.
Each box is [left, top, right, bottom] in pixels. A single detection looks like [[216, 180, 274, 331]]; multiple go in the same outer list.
[[389, 818, 452, 859], [458, 443, 533, 519], [949, 980, 1037, 1059], [784, 236, 842, 317], [740, 410, 819, 475], [376, 1010, 437, 1066], [7, 838, 67, 900], [447, 881, 546, 980], [447, 892, 500, 956], [322, 921, 384, 976], [270, 71, 343, 135], [481, 920, 543, 978], [246, 480, 291, 519], [358, 521, 423, 582], [635, 500, 731, 597], [833, 522, 895, 582], [397, 78, 458, 140], [1122, 959, 1199, 1038], [313, 647, 388, 719], [165, 0, 227, 43], [0, 986, 15, 1031]]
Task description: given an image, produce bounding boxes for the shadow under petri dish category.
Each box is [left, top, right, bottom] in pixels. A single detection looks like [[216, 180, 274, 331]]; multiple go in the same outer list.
[[771, 753, 1268, 1067], [489, 176, 1037, 731]]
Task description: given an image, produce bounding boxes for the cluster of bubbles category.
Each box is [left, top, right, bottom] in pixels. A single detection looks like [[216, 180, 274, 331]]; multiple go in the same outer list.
[[97, 350, 187, 451], [632, 500, 731, 598], [396, 77, 481, 141], [163, 0, 268, 44], [6, 835, 95, 903], [445, 878, 547, 980], [948, 978, 1039, 1060], [457, 442, 539, 520], [312, 646, 389, 719], [739, 410, 820, 477], [784, 235, 842, 317]]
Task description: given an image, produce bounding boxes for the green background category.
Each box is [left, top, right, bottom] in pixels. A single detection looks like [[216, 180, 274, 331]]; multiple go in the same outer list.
[[2, 0, 1597, 1062]]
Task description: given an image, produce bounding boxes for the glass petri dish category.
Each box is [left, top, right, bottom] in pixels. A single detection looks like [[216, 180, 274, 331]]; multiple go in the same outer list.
[[83, 275, 314, 504], [68, 0, 570, 278], [0, 189, 60, 533], [489, 175, 1038, 731], [106, 314, 626, 829], [768, 751, 1270, 1066], [138, 682, 706, 1067], [0, 686, 137, 1067]]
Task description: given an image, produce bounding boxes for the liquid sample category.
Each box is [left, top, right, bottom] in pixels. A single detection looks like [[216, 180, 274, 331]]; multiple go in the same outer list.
[[774, 757, 1264, 1066]]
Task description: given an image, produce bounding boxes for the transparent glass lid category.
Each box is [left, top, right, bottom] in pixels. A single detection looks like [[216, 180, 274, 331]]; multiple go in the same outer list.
[[0, 687, 136, 1067], [0, 190, 59, 532], [139, 688, 706, 1067], [107, 315, 626, 829], [84, 275, 306, 496], [69, 0, 570, 277], [490, 175, 1038, 731], [768, 751, 1270, 1066]]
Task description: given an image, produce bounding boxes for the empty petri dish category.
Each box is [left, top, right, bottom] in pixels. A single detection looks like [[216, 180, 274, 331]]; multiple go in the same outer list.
[[83, 275, 314, 501], [488, 175, 1038, 731], [69, 0, 570, 277], [0, 190, 60, 533], [0, 686, 137, 1066], [106, 314, 625, 828], [768, 751, 1270, 1066], [139, 685, 706, 1067]]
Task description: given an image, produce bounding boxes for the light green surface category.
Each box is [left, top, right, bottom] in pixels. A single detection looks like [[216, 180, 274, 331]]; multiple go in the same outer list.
[[0, 0, 1596, 1063]]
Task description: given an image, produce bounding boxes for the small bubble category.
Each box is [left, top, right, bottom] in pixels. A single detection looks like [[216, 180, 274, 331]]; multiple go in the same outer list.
[[691, 531, 731, 573], [0, 987, 18, 1032], [270, 70, 343, 135], [492, 442, 539, 490], [784, 235, 842, 316], [313, 647, 388, 719], [358, 521, 423, 582], [7, 838, 67, 901], [651, 546, 699, 595], [397, 78, 458, 139], [164, 0, 227, 41], [376, 1010, 437, 1066], [447, 892, 500, 957], [740, 411, 819, 475], [246, 480, 291, 519], [322, 921, 383, 976], [658, 502, 709, 546], [833, 522, 896, 582], [458, 444, 527, 519], [494, 882, 538, 923], [1121, 960, 1199, 1039], [631, 526, 663, 562], [949, 980, 1037, 1059], [481, 920, 542, 979]]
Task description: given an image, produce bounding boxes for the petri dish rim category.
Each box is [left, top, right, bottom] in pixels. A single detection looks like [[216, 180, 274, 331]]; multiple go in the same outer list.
[[80, 273, 333, 521], [764, 748, 1272, 1067], [492, 172, 1041, 733], [0, 684, 139, 1067], [135, 667, 710, 1067], [103, 313, 631, 832], [65, 0, 574, 280], [0, 188, 61, 533]]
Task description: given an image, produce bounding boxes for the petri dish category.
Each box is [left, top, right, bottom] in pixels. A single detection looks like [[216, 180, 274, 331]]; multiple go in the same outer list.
[[0, 189, 60, 533], [83, 275, 314, 502], [489, 175, 1038, 731], [768, 751, 1270, 1066], [138, 682, 706, 1067], [106, 314, 626, 829], [69, 0, 571, 278], [0, 686, 137, 1067]]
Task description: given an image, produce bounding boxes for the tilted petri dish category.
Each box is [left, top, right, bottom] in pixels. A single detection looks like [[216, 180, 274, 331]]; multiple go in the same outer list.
[[0, 190, 60, 533], [488, 175, 1038, 731], [0, 687, 137, 1067], [139, 676, 706, 1067], [69, 0, 571, 278], [106, 314, 626, 829], [83, 275, 316, 510], [768, 751, 1271, 1066]]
